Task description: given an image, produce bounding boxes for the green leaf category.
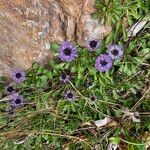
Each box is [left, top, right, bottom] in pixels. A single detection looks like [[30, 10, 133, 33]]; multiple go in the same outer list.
[[98, 75, 105, 87], [133, 57, 143, 63], [128, 144, 134, 150], [41, 75, 48, 83], [45, 72, 53, 79], [110, 137, 121, 144], [36, 75, 48, 88], [71, 66, 77, 73], [105, 32, 113, 45], [36, 79, 42, 88], [91, 12, 99, 19], [113, 90, 119, 99], [32, 63, 39, 69], [51, 42, 59, 53], [55, 63, 66, 69], [88, 67, 96, 76], [50, 61, 57, 68], [77, 67, 84, 80]]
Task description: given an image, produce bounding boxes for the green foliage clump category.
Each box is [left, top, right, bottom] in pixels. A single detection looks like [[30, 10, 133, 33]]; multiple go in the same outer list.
[[0, 0, 149, 149]]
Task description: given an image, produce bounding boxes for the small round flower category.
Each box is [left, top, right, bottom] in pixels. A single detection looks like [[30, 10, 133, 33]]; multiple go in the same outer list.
[[64, 90, 76, 102], [86, 79, 94, 89], [60, 73, 70, 83], [107, 44, 124, 60], [59, 41, 78, 62], [12, 69, 26, 83], [95, 54, 113, 72], [89, 95, 97, 105], [9, 93, 24, 108], [86, 38, 102, 51], [5, 84, 15, 94]]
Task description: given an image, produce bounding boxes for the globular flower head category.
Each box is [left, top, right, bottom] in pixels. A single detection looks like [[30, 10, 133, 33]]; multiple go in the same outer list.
[[12, 69, 26, 83], [60, 72, 70, 83], [9, 93, 24, 109], [5, 84, 15, 95], [86, 79, 94, 89], [95, 54, 113, 72], [86, 38, 102, 51], [89, 95, 97, 105], [107, 44, 124, 60], [59, 41, 78, 62], [64, 90, 76, 102]]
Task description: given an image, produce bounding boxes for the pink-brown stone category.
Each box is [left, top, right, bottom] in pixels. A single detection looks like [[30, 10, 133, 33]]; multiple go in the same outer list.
[[0, 0, 111, 77]]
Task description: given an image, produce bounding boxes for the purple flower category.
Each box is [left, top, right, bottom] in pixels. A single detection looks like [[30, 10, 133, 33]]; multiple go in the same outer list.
[[86, 79, 94, 89], [86, 38, 102, 51], [9, 93, 24, 108], [107, 44, 124, 60], [12, 69, 26, 83], [95, 54, 113, 72], [59, 41, 78, 62], [64, 90, 76, 102], [60, 73, 70, 83], [89, 95, 97, 105], [5, 84, 15, 95]]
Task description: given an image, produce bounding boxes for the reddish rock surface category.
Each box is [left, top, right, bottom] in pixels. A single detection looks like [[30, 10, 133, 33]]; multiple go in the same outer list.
[[0, 0, 111, 77]]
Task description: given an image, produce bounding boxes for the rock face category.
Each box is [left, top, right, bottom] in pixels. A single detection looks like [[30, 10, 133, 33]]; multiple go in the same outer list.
[[0, 0, 111, 77]]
